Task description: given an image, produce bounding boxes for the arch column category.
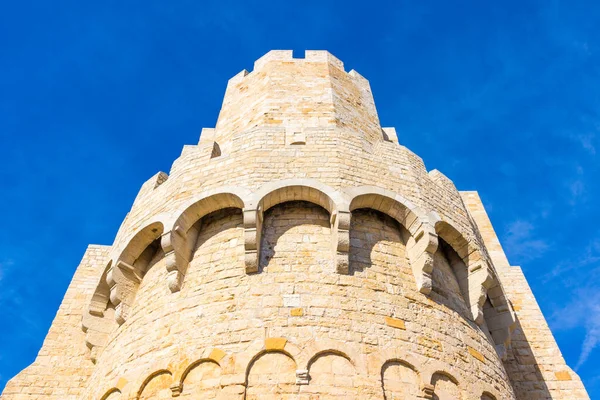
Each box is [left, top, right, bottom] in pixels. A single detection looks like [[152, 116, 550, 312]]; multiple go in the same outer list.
[[247, 179, 350, 275], [243, 207, 263, 273], [163, 188, 249, 287], [406, 224, 439, 295], [333, 209, 351, 274], [161, 226, 193, 292], [346, 186, 439, 295]]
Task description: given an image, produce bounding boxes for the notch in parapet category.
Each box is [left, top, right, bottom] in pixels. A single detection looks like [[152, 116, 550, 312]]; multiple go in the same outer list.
[[131, 171, 169, 206], [253, 50, 346, 72], [226, 50, 349, 90], [382, 127, 399, 144], [227, 69, 249, 87], [197, 128, 222, 158]]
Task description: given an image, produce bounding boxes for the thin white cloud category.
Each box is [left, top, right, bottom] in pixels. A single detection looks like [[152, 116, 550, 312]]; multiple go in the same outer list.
[[503, 220, 549, 262], [577, 324, 600, 370], [552, 289, 600, 370], [549, 237, 600, 369], [0, 259, 14, 284], [545, 238, 600, 282]]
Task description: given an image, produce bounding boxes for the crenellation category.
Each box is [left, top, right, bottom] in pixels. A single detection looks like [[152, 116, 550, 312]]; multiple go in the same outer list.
[[382, 127, 399, 143], [305, 50, 345, 70], [3, 50, 588, 400]]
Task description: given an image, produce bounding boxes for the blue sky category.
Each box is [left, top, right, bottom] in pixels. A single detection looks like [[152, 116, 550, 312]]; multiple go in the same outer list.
[[0, 0, 599, 396]]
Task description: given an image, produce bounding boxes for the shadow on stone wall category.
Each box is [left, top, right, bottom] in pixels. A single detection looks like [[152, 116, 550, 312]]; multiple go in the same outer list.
[[258, 201, 330, 274], [502, 314, 553, 400]]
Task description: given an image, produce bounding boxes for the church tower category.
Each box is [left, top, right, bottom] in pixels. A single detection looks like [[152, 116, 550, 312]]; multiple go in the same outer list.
[[2, 50, 589, 399]]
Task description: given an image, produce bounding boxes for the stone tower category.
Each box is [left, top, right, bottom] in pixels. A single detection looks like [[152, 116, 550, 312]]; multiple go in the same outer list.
[[2, 50, 589, 400]]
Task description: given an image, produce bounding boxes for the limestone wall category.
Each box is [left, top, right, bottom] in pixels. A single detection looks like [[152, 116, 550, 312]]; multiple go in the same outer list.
[[80, 202, 512, 399], [2, 245, 109, 399], [463, 192, 590, 400], [1, 50, 588, 399]]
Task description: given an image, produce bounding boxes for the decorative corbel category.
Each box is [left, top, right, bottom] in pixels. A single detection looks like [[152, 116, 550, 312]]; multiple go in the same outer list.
[[466, 261, 495, 325], [296, 369, 309, 385], [244, 207, 263, 273], [484, 282, 517, 360], [170, 382, 183, 397], [333, 210, 351, 274], [161, 226, 191, 292], [421, 383, 435, 399], [407, 225, 438, 295], [107, 261, 141, 325]]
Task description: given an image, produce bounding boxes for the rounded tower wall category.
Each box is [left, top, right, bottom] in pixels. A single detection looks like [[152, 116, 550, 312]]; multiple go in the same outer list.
[[80, 51, 518, 399], [89, 202, 513, 399]]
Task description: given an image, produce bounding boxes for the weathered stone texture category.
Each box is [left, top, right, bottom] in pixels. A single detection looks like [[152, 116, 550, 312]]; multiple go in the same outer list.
[[2, 50, 588, 399]]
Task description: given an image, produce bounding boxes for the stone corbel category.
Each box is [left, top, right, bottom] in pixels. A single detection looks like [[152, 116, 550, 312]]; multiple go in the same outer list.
[[421, 383, 435, 399], [88, 291, 109, 317], [107, 261, 141, 325], [407, 225, 438, 295], [170, 382, 183, 397], [244, 207, 263, 273], [465, 262, 495, 325], [296, 369, 309, 385], [333, 210, 351, 274], [484, 283, 517, 360], [82, 312, 110, 363], [161, 227, 192, 292]]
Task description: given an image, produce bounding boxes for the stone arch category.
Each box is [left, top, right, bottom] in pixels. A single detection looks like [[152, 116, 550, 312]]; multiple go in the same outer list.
[[435, 219, 515, 358], [108, 221, 164, 324], [82, 260, 118, 362], [431, 371, 462, 400], [297, 338, 364, 375], [302, 350, 356, 397], [481, 391, 497, 400], [163, 189, 248, 292], [245, 350, 298, 399], [178, 359, 222, 398], [137, 370, 173, 400], [381, 359, 421, 400], [247, 179, 350, 274], [435, 220, 492, 324], [100, 388, 121, 400], [347, 186, 438, 294]]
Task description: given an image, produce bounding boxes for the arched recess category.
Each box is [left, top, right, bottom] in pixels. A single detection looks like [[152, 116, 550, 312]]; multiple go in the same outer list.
[[100, 388, 121, 400], [302, 351, 356, 397], [107, 221, 164, 324], [163, 190, 248, 292], [347, 186, 438, 294], [481, 391, 497, 400], [178, 359, 222, 398], [435, 220, 491, 323], [82, 261, 118, 362], [245, 350, 298, 399], [431, 371, 462, 400], [435, 220, 516, 359], [381, 359, 421, 400], [137, 370, 173, 400], [246, 179, 349, 274]]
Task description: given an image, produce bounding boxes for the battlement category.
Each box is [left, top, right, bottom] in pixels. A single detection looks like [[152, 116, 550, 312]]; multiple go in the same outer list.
[[253, 50, 345, 72], [227, 50, 345, 87], [216, 50, 382, 153]]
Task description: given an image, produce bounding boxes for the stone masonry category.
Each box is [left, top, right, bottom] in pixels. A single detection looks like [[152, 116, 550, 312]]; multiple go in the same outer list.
[[1, 50, 589, 400]]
